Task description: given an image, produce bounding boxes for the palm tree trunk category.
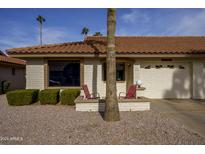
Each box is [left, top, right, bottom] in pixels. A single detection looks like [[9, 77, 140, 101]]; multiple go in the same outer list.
[[40, 22, 42, 45], [104, 8, 120, 121]]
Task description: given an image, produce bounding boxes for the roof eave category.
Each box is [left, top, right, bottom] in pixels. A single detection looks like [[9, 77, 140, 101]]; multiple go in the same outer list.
[[8, 53, 205, 58]]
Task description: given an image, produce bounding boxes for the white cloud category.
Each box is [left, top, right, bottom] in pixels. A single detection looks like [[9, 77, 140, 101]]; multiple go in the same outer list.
[[42, 27, 80, 44], [120, 9, 205, 36], [164, 10, 205, 35], [0, 27, 37, 51], [121, 9, 150, 24], [0, 24, 81, 51], [116, 28, 128, 36]]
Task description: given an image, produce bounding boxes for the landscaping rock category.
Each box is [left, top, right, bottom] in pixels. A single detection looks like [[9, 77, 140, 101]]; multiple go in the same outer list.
[[0, 95, 204, 144]]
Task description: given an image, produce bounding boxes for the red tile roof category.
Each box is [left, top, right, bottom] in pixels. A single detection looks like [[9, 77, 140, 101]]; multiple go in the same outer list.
[[7, 36, 205, 55], [0, 55, 25, 65]]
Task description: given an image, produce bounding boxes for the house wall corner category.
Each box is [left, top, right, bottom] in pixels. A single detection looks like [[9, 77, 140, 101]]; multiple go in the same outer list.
[[25, 58, 45, 90]]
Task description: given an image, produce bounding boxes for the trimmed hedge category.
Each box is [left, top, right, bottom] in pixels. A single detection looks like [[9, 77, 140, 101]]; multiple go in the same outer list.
[[39, 89, 60, 105], [61, 89, 80, 105], [6, 89, 39, 106]]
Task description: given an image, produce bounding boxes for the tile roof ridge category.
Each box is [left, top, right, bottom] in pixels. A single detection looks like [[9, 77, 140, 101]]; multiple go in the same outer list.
[[6, 41, 85, 51]]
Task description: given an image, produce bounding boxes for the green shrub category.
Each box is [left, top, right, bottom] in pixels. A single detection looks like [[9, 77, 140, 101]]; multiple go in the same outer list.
[[61, 89, 80, 105], [39, 89, 60, 105], [6, 89, 39, 106]]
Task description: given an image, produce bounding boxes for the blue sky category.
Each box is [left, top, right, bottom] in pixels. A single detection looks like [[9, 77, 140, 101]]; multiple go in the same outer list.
[[1, 8, 205, 51]]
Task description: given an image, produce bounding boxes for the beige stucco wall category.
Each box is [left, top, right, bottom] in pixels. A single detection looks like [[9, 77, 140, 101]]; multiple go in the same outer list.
[[84, 59, 126, 97], [23, 57, 205, 99], [26, 58, 44, 90], [0, 65, 25, 90], [192, 61, 205, 99]]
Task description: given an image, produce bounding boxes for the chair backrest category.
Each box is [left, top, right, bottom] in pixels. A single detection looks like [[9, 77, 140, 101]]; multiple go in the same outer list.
[[126, 84, 137, 98], [82, 84, 91, 99]]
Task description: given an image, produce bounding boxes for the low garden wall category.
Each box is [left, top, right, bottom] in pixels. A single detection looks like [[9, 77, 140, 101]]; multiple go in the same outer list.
[[75, 96, 150, 112]]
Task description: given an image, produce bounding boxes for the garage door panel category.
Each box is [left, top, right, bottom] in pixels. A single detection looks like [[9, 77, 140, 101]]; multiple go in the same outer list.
[[139, 62, 191, 99]]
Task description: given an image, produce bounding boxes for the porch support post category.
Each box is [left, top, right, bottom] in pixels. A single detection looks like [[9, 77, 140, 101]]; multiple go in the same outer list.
[[133, 61, 141, 84], [44, 58, 48, 89], [133, 61, 141, 97]]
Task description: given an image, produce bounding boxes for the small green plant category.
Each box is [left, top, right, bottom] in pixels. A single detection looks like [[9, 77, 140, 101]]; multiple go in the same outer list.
[[61, 89, 80, 105], [39, 89, 60, 105], [6, 89, 39, 106], [1, 80, 11, 94]]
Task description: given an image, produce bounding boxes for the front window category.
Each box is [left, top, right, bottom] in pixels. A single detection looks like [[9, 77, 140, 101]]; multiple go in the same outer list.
[[102, 62, 125, 81], [48, 60, 80, 87]]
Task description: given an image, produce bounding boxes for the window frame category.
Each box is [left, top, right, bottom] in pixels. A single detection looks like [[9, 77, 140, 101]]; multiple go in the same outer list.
[[45, 59, 84, 89], [102, 62, 126, 82]]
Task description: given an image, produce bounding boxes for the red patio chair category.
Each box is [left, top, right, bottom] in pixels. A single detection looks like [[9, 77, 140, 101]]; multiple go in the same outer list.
[[119, 84, 137, 99], [82, 84, 100, 99]]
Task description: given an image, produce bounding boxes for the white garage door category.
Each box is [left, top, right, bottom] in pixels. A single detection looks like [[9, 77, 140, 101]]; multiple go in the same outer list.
[[139, 62, 191, 99]]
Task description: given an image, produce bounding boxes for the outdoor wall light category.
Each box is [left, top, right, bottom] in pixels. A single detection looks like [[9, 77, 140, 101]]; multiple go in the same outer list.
[[136, 80, 142, 88]]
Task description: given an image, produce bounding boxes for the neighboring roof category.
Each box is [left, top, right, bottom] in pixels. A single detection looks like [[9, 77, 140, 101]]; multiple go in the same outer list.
[[7, 36, 205, 55], [0, 50, 6, 56], [0, 55, 26, 65]]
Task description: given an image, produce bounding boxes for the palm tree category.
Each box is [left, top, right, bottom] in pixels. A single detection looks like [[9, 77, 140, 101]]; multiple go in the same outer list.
[[81, 27, 89, 38], [104, 8, 120, 121], [36, 15, 46, 45], [93, 32, 103, 36]]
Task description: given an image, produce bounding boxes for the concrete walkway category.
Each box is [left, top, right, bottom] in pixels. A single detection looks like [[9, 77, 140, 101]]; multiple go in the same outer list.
[[151, 99, 205, 138]]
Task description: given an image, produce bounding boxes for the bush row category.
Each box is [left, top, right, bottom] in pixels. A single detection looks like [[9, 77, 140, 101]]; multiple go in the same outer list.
[[6, 89, 80, 106], [61, 89, 80, 105], [6, 89, 39, 106], [39, 89, 60, 105]]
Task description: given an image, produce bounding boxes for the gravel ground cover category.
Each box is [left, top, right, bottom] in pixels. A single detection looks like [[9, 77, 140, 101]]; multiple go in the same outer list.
[[0, 95, 205, 145]]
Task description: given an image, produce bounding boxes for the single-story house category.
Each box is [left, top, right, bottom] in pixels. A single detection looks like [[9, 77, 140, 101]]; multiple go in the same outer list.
[[0, 50, 26, 93], [6, 36, 205, 99]]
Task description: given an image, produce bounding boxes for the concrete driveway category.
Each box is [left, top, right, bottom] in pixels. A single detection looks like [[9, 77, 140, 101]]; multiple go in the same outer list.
[[151, 99, 205, 138]]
